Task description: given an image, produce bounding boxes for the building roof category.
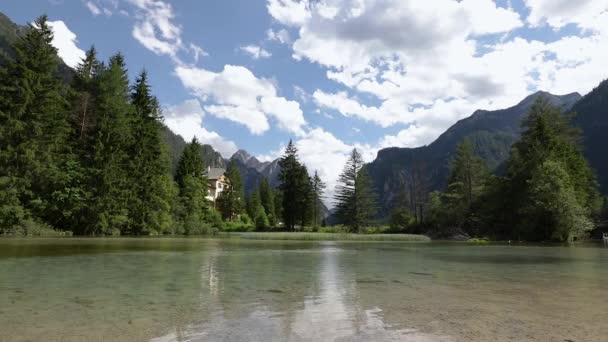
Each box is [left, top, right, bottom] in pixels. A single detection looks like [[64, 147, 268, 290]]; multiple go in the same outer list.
[[207, 168, 226, 180]]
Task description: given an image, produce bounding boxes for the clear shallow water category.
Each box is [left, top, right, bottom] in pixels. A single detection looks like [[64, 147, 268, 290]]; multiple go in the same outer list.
[[0, 238, 607, 342]]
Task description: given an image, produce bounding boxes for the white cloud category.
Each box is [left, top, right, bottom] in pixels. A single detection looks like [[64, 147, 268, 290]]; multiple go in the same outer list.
[[261, 127, 377, 206], [266, 28, 291, 44], [86, 1, 102, 15], [48, 21, 86, 68], [524, 0, 608, 31], [189, 43, 208, 63], [164, 99, 238, 157], [240, 45, 272, 59], [129, 0, 184, 62], [175, 64, 307, 136], [267, 0, 311, 26], [267, 0, 608, 148]]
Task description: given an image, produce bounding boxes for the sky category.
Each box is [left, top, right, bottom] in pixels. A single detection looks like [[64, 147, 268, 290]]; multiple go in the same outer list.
[[3, 0, 608, 201]]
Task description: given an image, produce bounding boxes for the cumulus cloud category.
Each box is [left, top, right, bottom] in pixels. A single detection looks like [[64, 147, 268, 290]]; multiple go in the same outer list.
[[524, 0, 608, 31], [267, 0, 608, 148], [175, 65, 307, 136], [164, 99, 238, 157], [240, 45, 272, 59], [48, 21, 86, 68]]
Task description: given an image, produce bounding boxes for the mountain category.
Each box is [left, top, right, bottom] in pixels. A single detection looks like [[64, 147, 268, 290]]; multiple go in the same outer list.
[[0, 12, 74, 83], [572, 80, 608, 194], [161, 126, 226, 175], [366, 91, 582, 216]]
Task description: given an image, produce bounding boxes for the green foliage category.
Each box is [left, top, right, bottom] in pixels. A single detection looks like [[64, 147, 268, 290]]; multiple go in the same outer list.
[[126, 70, 175, 235], [255, 205, 269, 230], [175, 138, 207, 190], [334, 148, 378, 232], [278, 140, 313, 230], [258, 177, 276, 226], [216, 160, 244, 220], [310, 170, 326, 227], [0, 15, 70, 231]]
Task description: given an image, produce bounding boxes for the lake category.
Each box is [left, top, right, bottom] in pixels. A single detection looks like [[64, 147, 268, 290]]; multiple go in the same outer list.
[[0, 238, 606, 341]]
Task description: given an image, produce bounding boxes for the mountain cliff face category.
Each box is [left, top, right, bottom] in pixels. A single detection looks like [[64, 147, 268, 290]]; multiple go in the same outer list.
[[366, 91, 582, 216]]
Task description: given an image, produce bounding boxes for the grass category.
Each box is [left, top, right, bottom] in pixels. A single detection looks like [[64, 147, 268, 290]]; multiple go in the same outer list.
[[235, 232, 431, 242]]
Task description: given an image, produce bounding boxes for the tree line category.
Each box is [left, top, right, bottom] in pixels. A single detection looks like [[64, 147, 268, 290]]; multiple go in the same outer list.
[[0, 15, 379, 235], [390, 98, 604, 242]]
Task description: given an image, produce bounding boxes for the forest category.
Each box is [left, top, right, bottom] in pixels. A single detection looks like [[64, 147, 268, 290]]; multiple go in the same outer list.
[[0, 16, 605, 242]]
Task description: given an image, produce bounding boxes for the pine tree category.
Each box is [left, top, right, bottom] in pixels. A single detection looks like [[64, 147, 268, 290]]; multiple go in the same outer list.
[[334, 148, 377, 233], [216, 160, 244, 221], [0, 15, 70, 230], [127, 70, 175, 235], [311, 170, 326, 227], [258, 177, 276, 226], [88, 53, 133, 235]]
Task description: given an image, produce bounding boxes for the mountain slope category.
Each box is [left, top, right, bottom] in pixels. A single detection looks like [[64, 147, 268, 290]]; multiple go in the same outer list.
[[161, 126, 226, 175], [366, 91, 582, 216], [0, 12, 74, 83], [572, 79, 608, 194]]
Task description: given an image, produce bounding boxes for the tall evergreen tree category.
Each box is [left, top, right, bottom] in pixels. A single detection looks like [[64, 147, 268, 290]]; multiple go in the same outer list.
[[88, 53, 133, 235], [127, 70, 175, 235], [504, 98, 600, 241], [278, 140, 305, 230], [334, 148, 378, 232], [246, 189, 262, 220], [174, 138, 208, 234], [311, 170, 326, 227], [298, 165, 314, 227], [216, 160, 244, 221], [258, 177, 276, 226], [0, 15, 70, 230], [70, 46, 100, 141], [175, 138, 206, 190], [442, 138, 489, 229]]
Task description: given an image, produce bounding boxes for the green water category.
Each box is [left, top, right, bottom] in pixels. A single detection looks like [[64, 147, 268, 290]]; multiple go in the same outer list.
[[0, 238, 606, 341]]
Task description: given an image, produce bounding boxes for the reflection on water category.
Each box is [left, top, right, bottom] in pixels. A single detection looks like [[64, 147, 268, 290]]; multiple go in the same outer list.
[[0, 238, 607, 341]]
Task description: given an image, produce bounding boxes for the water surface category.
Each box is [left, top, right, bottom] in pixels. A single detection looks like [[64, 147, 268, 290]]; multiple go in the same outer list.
[[0, 238, 606, 341]]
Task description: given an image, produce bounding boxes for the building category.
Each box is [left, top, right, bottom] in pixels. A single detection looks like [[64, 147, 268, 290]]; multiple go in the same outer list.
[[206, 167, 229, 202]]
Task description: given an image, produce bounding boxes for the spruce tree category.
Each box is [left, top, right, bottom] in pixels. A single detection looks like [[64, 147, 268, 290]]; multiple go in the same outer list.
[[175, 138, 206, 189], [0, 15, 70, 230], [88, 53, 133, 235], [278, 140, 302, 230], [246, 189, 261, 220], [128, 70, 175, 235], [259, 177, 276, 226], [334, 148, 377, 232], [174, 138, 208, 234], [216, 160, 244, 221], [311, 170, 326, 227]]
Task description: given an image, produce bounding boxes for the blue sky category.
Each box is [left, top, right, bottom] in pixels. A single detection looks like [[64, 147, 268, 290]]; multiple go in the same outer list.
[[2, 0, 608, 196]]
